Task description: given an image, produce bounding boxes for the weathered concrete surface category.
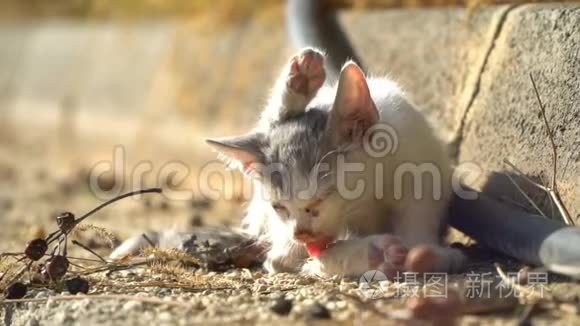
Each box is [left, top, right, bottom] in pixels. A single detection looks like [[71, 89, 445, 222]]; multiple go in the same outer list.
[[456, 4, 580, 221], [342, 6, 510, 143], [342, 4, 579, 221]]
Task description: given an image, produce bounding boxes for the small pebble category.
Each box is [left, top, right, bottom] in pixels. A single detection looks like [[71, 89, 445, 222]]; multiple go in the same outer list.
[[190, 214, 204, 227], [34, 291, 48, 298], [159, 201, 170, 211], [306, 302, 331, 320], [335, 301, 347, 309], [123, 300, 143, 311], [157, 312, 173, 321], [4, 282, 27, 299], [560, 303, 579, 314], [27, 317, 40, 326], [71, 299, 91, 310], [294, 277, 315, 285], [225, 271, 240, 278], [270, 297, 293, 316], [119, 271, 137, 278], [45, 298, 57, 309], [244, 311, 257, 320], [53, 311, 71, 324], [65, 276, 90, 294]]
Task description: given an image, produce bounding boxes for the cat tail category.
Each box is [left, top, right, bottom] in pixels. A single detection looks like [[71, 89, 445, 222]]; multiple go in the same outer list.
[[287, 0, 364, 82], [449, 189, 580, 278]]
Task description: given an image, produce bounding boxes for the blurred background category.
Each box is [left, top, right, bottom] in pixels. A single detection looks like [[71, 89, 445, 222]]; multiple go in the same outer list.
[[0, 0, 296, 251], [0, 0, 289, 174]]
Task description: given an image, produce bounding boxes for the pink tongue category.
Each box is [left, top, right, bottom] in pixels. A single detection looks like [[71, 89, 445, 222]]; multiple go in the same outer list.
[[306, 239, 333, 257]]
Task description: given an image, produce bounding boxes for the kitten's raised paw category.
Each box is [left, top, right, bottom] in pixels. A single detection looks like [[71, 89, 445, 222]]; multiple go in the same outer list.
[[368, 235, 409, 279], [287, 48, 326, 97]]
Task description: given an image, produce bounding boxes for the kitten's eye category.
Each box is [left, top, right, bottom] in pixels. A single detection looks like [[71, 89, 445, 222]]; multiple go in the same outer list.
[[272, 203, 289, 217], [305, 198, 324, 217]]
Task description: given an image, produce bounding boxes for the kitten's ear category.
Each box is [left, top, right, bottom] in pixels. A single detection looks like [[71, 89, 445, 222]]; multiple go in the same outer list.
[[205, 134, 265, 177], [328, 62, 379, 144]]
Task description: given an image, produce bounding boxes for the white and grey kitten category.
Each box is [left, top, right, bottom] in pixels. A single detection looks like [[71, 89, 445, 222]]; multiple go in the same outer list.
[[207, 48, 465, 277]]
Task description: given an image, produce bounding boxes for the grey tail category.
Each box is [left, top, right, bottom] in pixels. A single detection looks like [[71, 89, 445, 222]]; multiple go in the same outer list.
[[287, 0, 365, 81], [448, 191, 562, 266], [450, 188, 580, 278]]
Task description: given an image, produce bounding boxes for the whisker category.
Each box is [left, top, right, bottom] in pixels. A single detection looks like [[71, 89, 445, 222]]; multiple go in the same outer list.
[[316, 147, 342, 166], [319, 171, 336, 181]]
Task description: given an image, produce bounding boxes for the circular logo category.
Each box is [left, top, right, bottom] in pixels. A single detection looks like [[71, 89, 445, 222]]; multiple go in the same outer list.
[[363, 123, 399, 158], [359, 270, 387, 299]]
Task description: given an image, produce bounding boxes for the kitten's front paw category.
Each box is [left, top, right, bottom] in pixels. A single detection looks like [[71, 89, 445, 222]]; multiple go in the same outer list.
[[287, 48, 326, 97], [368, 235, 409, 279]]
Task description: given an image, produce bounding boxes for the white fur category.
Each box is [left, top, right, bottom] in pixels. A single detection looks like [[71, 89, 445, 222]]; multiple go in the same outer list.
[[241, 52, 464, 277]]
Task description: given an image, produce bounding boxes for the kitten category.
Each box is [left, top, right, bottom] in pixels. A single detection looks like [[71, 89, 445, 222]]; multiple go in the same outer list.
[[206, 48, 465, 277]]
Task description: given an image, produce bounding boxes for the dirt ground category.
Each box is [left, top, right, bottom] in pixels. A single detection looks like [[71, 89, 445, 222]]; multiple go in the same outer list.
[[1, 138, 580, 326]]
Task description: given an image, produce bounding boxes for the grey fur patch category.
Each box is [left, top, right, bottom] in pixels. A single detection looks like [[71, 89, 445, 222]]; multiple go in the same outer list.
[[261, 108, 335, 197]]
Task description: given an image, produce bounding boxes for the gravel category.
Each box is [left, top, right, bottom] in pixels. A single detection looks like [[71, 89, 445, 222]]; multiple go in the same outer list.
[[1, 159, 580, 325], [2, 269, 366, 325], [4, 251, 580, 325]]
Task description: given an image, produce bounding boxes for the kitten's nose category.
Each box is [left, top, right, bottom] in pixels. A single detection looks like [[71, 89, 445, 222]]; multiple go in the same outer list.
[[293, 229, 315, 242]]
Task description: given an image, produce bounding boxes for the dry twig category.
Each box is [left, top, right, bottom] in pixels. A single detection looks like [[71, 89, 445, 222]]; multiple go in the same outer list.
[[529, 73, 573, 225], [502, 168, 548, 218], [501, 75, 574, 225], [71, 240, 107, 263]]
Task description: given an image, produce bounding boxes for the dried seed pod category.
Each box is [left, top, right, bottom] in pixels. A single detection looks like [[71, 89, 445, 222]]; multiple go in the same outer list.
[[56, 212, 76, 233], [5, 282, 27, 299], [45, 255, 69, 280], [24, 238, 48, 261], [65, 277, 90, 294]]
